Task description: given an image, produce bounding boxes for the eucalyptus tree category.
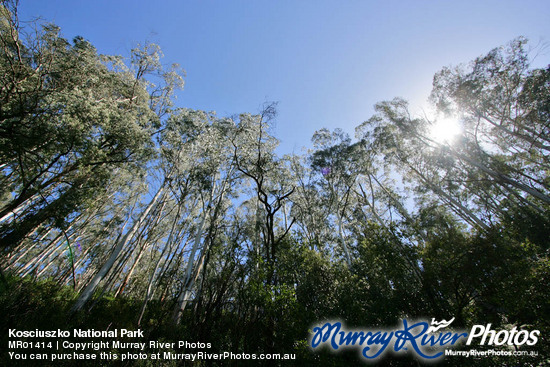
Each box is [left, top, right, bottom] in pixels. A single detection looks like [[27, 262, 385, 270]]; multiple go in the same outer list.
[[0, 1, 192, 312], [358, 98, 494, 233], [68, 107, 234, 316], [431, 38, 550, 160], [307, 128, 358, 266], [429, 38, 550, 213], [70, 179, 168, 313], [5, 172, 145, 286], [286, 153, 331, 253], [0, 4, 181, 252], [231, 106, 296, 285], [350, 39, 550, 332], [355, 39, 550, 242], [161, 109, 240, 323]]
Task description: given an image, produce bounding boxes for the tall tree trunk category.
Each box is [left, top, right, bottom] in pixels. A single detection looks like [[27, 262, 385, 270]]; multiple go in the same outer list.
[[70, 184, 165, 314], [172, 167, 232, 323], [172, 202, 211, 323], [137, 205, 183, 326]]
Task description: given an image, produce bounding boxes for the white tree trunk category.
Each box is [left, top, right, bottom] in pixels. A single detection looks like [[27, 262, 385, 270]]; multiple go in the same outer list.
[[70, 184, 165, 313]]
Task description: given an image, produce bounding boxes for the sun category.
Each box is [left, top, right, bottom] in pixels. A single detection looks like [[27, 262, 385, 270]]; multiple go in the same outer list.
[[429, 117, 462, 144]]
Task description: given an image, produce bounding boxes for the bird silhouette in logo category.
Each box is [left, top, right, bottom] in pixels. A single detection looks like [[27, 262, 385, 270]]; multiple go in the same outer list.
[[427, 317, 455, 333]]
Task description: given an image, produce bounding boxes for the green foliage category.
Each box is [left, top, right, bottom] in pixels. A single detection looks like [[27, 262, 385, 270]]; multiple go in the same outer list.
[[0, 5, 548, 365]]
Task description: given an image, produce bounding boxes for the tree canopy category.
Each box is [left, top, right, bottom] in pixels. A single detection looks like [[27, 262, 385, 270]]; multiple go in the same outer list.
[[0, 3, 548, 365]]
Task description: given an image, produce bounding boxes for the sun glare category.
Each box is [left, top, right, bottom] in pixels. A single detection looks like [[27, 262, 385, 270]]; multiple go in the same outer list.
[[429, 117, 462, 144]]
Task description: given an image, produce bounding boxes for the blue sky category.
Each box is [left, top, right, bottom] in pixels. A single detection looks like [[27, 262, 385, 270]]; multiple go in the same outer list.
[[19, 0, 550, 153]]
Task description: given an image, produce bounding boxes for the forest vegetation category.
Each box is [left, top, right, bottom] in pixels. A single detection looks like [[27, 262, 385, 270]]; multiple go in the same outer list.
[[0, 1, 548, 365]]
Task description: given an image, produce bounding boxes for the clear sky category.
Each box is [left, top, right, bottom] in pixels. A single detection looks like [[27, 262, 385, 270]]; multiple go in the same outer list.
[[19, 0, 550, 154]]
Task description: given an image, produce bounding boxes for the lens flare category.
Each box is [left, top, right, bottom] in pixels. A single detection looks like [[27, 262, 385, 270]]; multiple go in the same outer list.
[[429, 117, 462, 143]]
